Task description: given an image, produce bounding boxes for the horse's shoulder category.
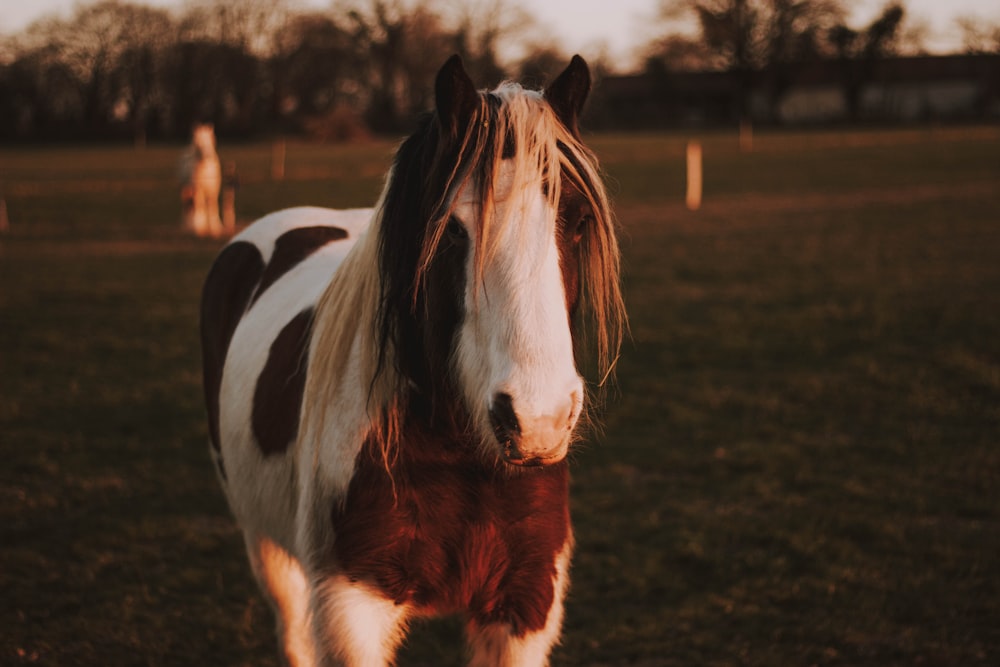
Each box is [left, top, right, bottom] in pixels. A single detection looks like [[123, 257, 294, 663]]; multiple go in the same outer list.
[[232, 207, 373, 255]]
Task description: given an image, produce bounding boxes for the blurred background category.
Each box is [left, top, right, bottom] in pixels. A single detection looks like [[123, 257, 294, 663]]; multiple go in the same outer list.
[[1, 1, 998, 666], [0, 0, 998, 142]]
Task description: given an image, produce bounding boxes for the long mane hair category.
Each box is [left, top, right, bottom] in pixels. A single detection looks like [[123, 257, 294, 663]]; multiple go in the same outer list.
[[302, 61, 624, 465]]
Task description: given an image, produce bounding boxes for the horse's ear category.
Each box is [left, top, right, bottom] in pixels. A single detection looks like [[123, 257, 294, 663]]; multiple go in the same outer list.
[[546, 55, 591, 137], [435, 54, 479, 139]]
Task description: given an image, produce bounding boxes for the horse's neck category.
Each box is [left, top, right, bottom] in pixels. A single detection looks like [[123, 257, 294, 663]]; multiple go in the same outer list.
[[298, 226, 392, 495]]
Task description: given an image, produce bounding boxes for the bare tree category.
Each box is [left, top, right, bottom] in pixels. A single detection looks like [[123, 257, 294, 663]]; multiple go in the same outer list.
[[450, 0, 531, 85], [10, 1, 176, 137], [0, 0, 635, 140], [645, 33, 726, 72], [271, 13, 362, 121], [161, 38, 265, 136], [763, 0, 846, 64], [0, 48, 85, 139], [517, 45, 571, 88], [654, 0, 848, 118], [827, 2, 905, 121], [957, 16, 1000, 55], [104, 6, 175, 143], [177, 0, 293, 56], [763, 0, 846, 117], [336, 0, 455, 131]]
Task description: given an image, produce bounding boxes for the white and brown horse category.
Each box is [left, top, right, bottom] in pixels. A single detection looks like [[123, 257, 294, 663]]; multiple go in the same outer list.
[[181, 123, 226, 237], [200, 55, 624, 666]]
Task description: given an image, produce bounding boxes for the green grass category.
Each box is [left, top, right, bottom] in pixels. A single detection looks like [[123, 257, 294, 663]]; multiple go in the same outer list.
[[2, 127, 998, 666]]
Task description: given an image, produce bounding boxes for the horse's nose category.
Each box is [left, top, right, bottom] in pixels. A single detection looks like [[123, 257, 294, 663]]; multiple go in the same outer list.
[[489, 390, 581, 466], [489, 392, 524, 461]]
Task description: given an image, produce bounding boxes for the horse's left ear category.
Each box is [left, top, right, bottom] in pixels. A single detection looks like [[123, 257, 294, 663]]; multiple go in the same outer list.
[[435, 54, 480, 141], [546, 55, 591, 137]]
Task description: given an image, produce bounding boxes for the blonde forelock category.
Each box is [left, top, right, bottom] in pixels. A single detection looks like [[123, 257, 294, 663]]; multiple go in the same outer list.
[[302, 80, 625, 473]]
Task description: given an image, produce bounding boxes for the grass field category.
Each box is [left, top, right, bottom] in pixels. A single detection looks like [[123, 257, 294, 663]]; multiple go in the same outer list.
[[2, 125, 999, 666]]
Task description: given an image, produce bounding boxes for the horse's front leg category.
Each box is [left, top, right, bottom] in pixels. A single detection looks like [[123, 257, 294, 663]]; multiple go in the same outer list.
[[311, 573, 411, 667], [466, 542, 573, 667], [467, 621, 563, 667]]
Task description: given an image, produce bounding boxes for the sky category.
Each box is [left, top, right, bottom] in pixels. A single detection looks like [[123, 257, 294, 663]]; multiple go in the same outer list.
[[2, 0, 998, 68]]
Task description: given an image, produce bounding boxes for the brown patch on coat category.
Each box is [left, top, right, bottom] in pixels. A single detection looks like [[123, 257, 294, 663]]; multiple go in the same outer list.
[[252, 309, 314, 456], [251, 226, 348, 307], [329, 422, 571, 636], [200, 241, 265, 479]]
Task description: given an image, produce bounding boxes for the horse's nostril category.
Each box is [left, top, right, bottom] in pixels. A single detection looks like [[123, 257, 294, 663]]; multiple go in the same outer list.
[[489, 392, 521, 445]]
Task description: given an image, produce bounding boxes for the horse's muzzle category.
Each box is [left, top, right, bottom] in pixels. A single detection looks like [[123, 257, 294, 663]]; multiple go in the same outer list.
[[489, 392, 574, 466]]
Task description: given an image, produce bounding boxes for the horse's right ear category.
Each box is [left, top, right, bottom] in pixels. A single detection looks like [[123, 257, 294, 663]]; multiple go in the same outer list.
[[435, 54, 479, 139]]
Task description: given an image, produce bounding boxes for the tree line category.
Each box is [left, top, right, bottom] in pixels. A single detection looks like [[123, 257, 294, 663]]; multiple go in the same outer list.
[[644, 0, 916, 123], [0, 0, 542, 142], [1, 0, 997, 143]]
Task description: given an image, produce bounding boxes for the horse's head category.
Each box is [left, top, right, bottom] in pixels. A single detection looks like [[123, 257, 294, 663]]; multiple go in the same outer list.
[[192, 123, 216, 155], [377, 55, 623, 468]]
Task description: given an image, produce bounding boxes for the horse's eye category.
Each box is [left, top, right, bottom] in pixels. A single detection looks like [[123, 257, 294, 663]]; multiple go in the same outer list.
[[573, 215, 593, 243], [446, 217, 468, 243]]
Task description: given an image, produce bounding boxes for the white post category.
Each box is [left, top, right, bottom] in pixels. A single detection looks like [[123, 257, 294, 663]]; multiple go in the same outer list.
[[272, 139, 286, 181], [686, 140, 702, 211]]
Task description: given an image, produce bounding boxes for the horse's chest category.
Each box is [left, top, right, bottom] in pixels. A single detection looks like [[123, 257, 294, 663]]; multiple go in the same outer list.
[[331, 443, 571, 633]]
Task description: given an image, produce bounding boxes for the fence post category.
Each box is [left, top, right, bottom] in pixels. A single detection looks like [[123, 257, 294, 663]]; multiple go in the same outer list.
[[222, 161, 238, 235], [0, 186, 8, 233], [686, 140, 702, 211], [271, 139, 286, 181], [739, 118, 753, 153]]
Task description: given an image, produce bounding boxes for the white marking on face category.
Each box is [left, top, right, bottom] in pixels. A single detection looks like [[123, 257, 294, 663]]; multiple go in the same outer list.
[[452, 163, 584, 463]]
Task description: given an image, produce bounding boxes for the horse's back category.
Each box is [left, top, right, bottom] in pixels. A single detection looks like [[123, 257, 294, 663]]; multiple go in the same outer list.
[[200, 206, 372, 539]]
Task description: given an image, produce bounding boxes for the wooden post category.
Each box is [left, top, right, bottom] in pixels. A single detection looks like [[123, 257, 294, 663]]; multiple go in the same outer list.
[[222, 161, 237, 235], [686, 140, 702, 211], [0, 181, 8, 233], [739, 118, 753, 153], [271, 139, 286, 181]]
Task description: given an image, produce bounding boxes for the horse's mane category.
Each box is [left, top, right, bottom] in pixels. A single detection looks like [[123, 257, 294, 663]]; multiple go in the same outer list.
[[302, 81, 624, 466]]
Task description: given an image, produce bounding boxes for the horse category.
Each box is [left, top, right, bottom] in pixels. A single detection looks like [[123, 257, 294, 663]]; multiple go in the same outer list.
[[180, 123, 226, 237], [199, 55, 624, 666]]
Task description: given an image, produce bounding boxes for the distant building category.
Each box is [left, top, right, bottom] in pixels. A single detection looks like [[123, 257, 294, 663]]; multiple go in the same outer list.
[[590, 55, 1000, 128]]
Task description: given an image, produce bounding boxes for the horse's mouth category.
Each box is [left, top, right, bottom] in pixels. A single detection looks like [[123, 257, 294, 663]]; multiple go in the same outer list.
[[500, 442, 563, 467]]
